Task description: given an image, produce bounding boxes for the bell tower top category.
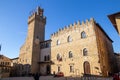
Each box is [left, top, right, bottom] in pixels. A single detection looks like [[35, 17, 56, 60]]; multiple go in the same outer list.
[[37, 6, 43, 17], [28, 6, 46, 24]]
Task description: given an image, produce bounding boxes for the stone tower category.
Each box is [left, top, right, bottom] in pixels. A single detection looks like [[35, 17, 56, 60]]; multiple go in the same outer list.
[[28, 7, 46, 73], [19, 6, 46, 74]]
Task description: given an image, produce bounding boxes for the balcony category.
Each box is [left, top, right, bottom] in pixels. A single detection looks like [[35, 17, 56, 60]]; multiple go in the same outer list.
[[38, 60, 54, 64]]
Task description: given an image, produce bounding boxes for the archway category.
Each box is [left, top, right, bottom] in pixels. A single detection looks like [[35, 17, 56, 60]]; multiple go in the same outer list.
[[84, 61, 91, 75]]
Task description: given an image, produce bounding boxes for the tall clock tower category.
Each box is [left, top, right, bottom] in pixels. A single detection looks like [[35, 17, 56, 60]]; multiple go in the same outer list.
[[19, 6, 46, 74]]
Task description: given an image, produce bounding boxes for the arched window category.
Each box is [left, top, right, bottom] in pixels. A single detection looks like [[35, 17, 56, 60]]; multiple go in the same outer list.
[[56, 40, 60, 45], [67, 36, 72, 42], [57, 54, 62, 61], [57, 54, 60, 60], [69, 51, 73, 58], [83, 48, 88, 56], [81, 31, 87, 38]]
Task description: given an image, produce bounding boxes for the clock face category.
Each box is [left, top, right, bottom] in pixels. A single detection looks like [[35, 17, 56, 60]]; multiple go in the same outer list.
[[35, 38, 40, 44]]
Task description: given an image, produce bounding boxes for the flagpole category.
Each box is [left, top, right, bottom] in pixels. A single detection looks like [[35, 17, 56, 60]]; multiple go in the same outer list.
[[0, 44, 1, 54]]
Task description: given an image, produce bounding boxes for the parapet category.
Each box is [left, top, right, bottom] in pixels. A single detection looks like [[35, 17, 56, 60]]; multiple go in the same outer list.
[[51, 18, 95, 38]]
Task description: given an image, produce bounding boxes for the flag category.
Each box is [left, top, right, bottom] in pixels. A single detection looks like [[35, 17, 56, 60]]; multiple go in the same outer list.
[[0, 44, 1, 51]]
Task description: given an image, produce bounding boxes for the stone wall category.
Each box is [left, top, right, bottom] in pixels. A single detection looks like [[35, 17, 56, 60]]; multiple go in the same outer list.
[[94, 23, 114, 76]]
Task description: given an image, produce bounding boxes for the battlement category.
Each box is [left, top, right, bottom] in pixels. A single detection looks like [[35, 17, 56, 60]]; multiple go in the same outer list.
[[29, 7, 44, 18], [28, 6, 46, 24], [51, 18, 95, 38]]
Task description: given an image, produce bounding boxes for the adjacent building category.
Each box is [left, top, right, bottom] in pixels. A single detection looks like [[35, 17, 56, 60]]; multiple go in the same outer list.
[[10, 57, 19, 76], [108, 12, 120, 35], [16, 7, 115, 77], [108, 12, 120, 73], [0, 55, 12, 78]]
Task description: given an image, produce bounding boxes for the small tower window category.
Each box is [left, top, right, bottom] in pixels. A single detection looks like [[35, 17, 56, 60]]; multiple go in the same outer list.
[[83, 48, 88, 56], [81, 31, 87, 38]]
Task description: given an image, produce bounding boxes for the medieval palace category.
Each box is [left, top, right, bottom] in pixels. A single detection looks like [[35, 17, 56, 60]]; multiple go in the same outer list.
[[16, 7, 116, 77]]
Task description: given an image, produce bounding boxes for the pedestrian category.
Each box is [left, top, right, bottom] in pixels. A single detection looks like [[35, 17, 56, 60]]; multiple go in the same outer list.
[[34, 73, 39, 80]]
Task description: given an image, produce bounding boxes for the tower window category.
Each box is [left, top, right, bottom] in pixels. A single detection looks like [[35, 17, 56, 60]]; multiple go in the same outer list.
[[81, 31, 87, 38], [83, 48, 88, 56], [67, 36, 72, 42], [69, 51, 73, 58]]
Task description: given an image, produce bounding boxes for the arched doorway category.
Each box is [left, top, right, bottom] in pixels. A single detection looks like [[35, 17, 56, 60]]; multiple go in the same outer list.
[[46, 65, 50, 75], [84, 61, 91, 75]]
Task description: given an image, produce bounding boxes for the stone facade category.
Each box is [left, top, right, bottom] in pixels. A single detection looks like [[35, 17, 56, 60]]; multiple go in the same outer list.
[[17, 7, 114, 77], [51, 19, 114, 77]]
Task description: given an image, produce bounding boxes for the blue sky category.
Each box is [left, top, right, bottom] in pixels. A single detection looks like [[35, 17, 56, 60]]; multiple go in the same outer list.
[[0, 0, 120, 58]]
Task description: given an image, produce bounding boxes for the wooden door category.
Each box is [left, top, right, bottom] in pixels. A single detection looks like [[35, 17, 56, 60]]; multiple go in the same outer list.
[[84, 61, 91, 74]]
